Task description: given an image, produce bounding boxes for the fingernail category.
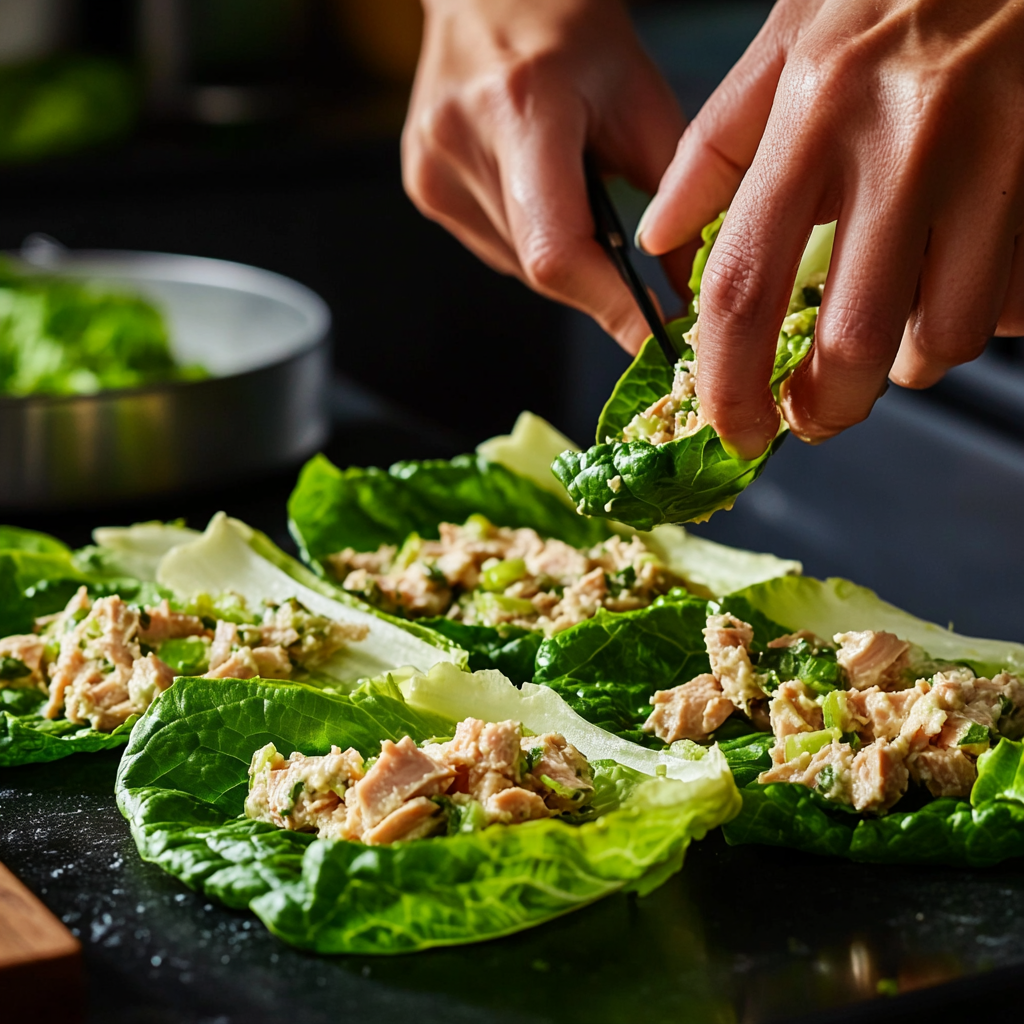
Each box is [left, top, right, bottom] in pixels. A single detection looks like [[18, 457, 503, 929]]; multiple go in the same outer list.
[[634, 199, 658, 255], [720, 431, 772, 461]]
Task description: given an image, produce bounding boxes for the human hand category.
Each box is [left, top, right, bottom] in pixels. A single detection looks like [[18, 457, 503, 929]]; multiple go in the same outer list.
[[402, 0, 691, 353], [637, 0, 1024, 456]]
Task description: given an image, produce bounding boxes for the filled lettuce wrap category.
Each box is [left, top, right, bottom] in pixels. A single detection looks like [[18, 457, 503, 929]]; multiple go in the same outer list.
[[115, 663, 740, 954], [288, 412, 799, 681], [551, 218, 836, 529], [544, 567, 1024, 866], [0, 515, 464, 767]]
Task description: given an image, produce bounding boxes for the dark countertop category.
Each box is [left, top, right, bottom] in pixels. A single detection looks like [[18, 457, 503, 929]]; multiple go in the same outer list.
[[5, 749, 1024, 1024]]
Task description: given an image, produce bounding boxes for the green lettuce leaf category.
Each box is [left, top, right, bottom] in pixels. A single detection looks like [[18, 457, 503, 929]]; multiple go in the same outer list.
[[417, 618, 543, 684], [288, 414, 799, 681], [0, 711, 138, 767], [116, 666, 740, 954], [532, 596, 712, 744], [594, 318, 695, 446], [0, 523, 153, 766], [155, 513, 467, 681], [551, 222, 835, 529], [1, 513, 468, 768], [552, 424, 787, 532], [288, 449, 610, 566]]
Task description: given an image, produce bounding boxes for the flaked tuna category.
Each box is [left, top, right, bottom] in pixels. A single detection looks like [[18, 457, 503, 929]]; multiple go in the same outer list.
[[643, 674, 734, 743]]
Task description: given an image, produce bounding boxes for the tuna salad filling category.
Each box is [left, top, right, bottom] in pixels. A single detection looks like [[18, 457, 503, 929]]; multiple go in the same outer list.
[[0, 586, 367, 731], [325, 514, 680, 636], [619, 279, 824, 448], [245, 716, 595, 845], [642, 610, 1024, 815]]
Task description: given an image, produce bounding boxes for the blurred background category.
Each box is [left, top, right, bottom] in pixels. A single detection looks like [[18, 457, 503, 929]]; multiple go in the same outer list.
[[4, 0, 1024, 638]]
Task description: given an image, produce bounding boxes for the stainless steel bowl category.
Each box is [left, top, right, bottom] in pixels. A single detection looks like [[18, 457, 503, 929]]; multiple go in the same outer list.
[[0, 246, 331, 508]]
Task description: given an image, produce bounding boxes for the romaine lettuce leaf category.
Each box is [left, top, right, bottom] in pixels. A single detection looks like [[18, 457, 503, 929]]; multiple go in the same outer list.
[[0, 709, 138, 767], [87, 520, 201, 581], [0, 524, 149, 766], [155, 513, 467, 680], [288, 449, 610, 566], [552, 420, 787, 531], [486, 411, 801, 597], [531, 596, 712, 744], [594, 318, 695, 447], [551, 222, 835, 529], [1, 513, 468, 768], [288, 415, 799, 682], [116, 667, 740, 954], [416, 617, 543, 684]]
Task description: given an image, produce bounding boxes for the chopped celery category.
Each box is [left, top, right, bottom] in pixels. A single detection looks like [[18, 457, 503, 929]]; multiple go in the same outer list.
[[462, 514, 494, 540], [248, 742, 279, 791], [821, 690, 853, 731], [784, 726, 841, 763], [481, 558, 527, 593], [474, 592, 536, 618], [536, 770, 585, 802], [394, 532, 423, 570], [157, 635, 210, 676]]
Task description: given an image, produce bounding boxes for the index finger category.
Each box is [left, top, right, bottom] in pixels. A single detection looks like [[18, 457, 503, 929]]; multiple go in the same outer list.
[[693, 121, 827, 458]]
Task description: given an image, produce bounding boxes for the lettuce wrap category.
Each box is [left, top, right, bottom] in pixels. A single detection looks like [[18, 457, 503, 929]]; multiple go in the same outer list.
[[526, 566, 1024, 866], [0, 516, 465, 767], [715, 576, 1024, 865], [288, 413, 799, 680], [551, 218, 836, 529], [0, 524, 167, 765], [115, 663, 740, 954]]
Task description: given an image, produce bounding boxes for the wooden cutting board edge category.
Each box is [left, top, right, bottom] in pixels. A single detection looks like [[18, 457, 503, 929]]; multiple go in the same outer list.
[[0, 859, 84, 1019]]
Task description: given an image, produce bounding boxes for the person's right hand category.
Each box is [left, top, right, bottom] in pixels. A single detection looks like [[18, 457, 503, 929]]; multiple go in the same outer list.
[[402, 0, 690, 353]]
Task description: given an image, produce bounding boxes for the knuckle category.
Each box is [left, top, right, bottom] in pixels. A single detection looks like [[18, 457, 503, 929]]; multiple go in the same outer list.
[[699, 240, 774, 331], [818, 298, 902, 377], [518, 233, 574, 295], [498, 54, 558, 117], [400, 147, 449, 218], [908, 316, 989, 367], [413, 94, 469, 157]]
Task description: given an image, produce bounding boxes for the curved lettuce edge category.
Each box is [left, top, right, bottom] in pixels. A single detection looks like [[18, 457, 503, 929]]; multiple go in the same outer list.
[[0, 704, 138, 767], [732, 574, 1024, 677], [551, 221, 836, 529], [116, 667, 739, 954], [153, 513, 467, 681], [287, 449, 612, 568]]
